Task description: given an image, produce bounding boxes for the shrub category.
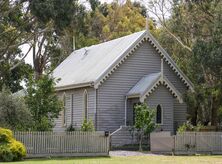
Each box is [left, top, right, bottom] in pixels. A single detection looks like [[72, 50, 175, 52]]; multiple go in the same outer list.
[[0, 128, 26, 162], [177, 121, 203, 133], [0, 89, 33, 130], [0, 145, 14, 162], [81, 119, 95, 132]]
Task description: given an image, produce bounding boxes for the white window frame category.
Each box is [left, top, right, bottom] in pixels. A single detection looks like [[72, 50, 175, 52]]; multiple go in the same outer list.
[[83, 89, 88, 121], [156, 104, 163, 125]]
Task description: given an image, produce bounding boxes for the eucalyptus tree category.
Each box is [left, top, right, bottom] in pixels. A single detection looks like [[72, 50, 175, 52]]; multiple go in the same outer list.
[[143, 0, 222, 125]]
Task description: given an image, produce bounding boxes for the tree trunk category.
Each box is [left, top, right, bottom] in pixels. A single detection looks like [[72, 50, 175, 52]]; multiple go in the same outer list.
[[139, 131, 143, 151]]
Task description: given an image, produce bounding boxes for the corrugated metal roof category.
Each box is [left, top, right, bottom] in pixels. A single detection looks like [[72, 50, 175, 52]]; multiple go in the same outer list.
[[127, 72, 161, 97], [53, 30, 146, 88], [127, 73, 184, 103]]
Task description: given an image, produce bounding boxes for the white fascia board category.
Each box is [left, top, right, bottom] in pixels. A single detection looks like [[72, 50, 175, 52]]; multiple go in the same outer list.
[[55, 82, 93, 91]]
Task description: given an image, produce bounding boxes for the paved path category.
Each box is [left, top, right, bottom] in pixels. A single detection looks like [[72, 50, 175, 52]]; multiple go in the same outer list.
[[109, 151, 162, 157]]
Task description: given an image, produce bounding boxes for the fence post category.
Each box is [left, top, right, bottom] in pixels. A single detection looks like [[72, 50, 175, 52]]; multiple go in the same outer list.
[[173, 135, 175, 154], [195, 132, 197, 153]]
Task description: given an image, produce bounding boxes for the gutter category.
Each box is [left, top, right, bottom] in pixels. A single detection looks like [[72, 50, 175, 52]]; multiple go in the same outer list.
[[55, 82, 94, 91]]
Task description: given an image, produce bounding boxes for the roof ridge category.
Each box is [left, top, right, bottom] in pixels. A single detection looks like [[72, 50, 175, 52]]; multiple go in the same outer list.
[[72, 30, 146, 53]]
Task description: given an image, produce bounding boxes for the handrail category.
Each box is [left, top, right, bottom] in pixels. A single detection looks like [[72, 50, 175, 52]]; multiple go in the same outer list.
[[110, 126, 123, 136]]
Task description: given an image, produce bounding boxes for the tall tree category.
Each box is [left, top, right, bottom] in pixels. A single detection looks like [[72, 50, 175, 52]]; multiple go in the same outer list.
[[0, 0, 34, 92], [28, 0, 83, 78], [144, 0, 222, 125], [0, 0, 34, 69]]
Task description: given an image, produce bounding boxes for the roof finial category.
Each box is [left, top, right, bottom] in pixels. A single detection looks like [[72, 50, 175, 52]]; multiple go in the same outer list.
[[146, 12, 149, 32], [161, 58, 163, 79]]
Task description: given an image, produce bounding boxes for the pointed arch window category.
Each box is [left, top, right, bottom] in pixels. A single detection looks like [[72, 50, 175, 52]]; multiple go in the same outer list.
[[62, 93, 66, 126], [156, 104, 162, 124], [83, 90, 88, 120]]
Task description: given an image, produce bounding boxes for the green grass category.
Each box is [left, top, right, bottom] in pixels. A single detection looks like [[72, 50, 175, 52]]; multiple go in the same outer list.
[[8, 155, 222, 164]]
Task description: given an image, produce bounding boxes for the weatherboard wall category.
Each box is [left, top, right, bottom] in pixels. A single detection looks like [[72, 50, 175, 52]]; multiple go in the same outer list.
[[53, 87, 95, 132], [146, 85, 174, 133], [163, 61, 187, 129], [97, 41, 162, 132]]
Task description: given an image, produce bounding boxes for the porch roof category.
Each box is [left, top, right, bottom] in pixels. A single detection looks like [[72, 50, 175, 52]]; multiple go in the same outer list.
[[126, 72, 183, 103], [127, 72, 161, 97]]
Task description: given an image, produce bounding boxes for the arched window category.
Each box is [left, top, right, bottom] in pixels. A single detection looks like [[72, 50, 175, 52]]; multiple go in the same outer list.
[[83, 90, 88, 120], [63, 93, 66, 126], [156, 104, 162, 124]]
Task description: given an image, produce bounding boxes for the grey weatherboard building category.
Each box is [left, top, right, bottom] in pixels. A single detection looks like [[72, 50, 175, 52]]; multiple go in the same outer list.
[[53, 30, 194, 140]]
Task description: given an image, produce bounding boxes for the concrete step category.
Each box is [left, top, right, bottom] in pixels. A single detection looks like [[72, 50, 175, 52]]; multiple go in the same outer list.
[[111, 126, 149, 149]]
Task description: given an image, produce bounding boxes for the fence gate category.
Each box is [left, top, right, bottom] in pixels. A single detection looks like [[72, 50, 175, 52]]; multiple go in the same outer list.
[[175, 132, 222, 154], [14, 131, 110, 157]]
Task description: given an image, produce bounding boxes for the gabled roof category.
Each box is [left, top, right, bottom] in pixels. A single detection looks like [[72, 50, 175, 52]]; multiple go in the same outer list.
[[53, 30, 194, 91], [127, 72, 183, 103], [53, 31, 146, 90]]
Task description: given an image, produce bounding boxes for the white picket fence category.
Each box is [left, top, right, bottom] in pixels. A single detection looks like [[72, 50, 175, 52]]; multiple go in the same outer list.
[[14, 131, 110, 157], [175, 132, 222, 154], [150, 132, 222, 154]]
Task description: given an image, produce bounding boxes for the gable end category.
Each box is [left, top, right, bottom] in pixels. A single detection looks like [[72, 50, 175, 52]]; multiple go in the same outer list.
[[147, 33, 194, 91], [94, 32, 147, 88], [94, 32, 194, 92]]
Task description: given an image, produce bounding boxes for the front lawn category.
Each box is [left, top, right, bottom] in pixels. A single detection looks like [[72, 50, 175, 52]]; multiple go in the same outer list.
[[9, 155, 222, 164]]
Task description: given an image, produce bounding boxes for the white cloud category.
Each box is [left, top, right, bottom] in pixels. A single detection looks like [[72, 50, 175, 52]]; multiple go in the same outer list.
[[21, 44, 33, 66]]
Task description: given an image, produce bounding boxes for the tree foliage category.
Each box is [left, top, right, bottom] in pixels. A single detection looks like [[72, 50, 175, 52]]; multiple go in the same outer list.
[[0, 61, 32, 93], [173, 1, 222, 126], [60, 0, 149, 55], [0, 0, 33, 92], [25, 74, 63, 131]]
